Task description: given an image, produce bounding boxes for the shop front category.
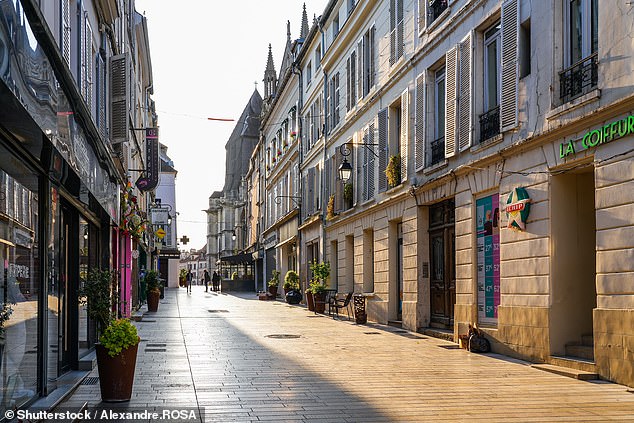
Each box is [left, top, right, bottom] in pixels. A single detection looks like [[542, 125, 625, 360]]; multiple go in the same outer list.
[[0, 2, 120, 410]]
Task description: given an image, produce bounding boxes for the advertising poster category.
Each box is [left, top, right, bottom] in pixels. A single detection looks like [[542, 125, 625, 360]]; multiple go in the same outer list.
[[476, 194, 500, 326]]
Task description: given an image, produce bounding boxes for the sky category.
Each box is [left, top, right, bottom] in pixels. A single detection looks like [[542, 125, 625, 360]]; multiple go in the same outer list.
[[134, 0, 328, 250]]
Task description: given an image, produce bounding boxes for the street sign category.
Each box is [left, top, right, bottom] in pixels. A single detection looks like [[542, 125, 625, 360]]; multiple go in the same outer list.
[[155, 228, 166, 239]]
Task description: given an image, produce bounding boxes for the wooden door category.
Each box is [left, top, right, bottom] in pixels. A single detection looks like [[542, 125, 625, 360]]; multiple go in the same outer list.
[[429, 200, 455, 327]]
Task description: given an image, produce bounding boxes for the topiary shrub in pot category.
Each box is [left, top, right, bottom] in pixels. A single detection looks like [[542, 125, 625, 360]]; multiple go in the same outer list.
[[145, 270, 161, 312], [283, 270, 300, 295], [268, 270, 280, 297]]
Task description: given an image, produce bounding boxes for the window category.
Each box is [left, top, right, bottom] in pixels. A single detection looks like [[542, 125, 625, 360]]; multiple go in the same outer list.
[[61, 0, 72, 66], [315, 45, 321, 70], [328, 73, 340, 132], [389, 0, 404, 66], [333, 12, 340, 39], [432, 67, 445, 165], [359, 124, 376, 201], [560, 0, 598, 102], [360, 26, 376, 97], [346, 51, 356, 111], [348, 0, 356, 15], [481, 23, 501, 143], [427, 0, 448, 27], [306, 61, 312, 86]]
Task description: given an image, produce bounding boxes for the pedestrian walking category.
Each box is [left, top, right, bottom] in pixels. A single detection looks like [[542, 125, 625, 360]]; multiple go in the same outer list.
[[204, 269, 211, 292], [212, 271, 220, 292], [186, 270, 192, 293]]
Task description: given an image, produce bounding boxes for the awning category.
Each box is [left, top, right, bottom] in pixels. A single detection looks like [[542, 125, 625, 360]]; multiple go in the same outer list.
[[275, 235, 297, 249], [218, 253, 254, 265]]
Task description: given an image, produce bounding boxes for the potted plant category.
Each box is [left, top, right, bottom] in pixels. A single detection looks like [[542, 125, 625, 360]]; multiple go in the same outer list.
[[268, 270, 280, 297], [96, 318, 140, 402], [145, 270, 161, 312], [305, 284, 315, 311], [310, 261, 331, 314], [385, 154, 401, 188], [79, 269, 140, 402], [326, 194, 336, 220], [178, 268, 188, 288], [283, 270, 300, 295]]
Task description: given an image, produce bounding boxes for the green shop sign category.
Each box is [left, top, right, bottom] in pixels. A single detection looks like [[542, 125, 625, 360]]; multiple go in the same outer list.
[[559, 115, 634, 158]]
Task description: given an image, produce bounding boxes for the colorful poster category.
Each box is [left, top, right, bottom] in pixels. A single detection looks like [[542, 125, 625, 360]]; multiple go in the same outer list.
[[476, 194, 500, 326]]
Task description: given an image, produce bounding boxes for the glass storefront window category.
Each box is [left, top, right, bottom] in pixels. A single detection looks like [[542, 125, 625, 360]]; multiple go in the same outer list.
[[0, 156, 40, 413]]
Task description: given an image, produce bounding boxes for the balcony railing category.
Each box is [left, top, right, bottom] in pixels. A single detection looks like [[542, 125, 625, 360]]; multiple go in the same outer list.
[[428, 0, 448, 26], [430, 136, 445, 166], [479, 106, 500, 143], [559, 52, 598, 103]]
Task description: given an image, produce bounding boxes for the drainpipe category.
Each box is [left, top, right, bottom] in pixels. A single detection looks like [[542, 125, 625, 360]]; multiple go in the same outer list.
[[318, 21, 329, 274], [291, 63, 303, 284]]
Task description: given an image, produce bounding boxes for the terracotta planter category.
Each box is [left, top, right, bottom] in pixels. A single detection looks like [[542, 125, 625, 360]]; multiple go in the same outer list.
[[96, 342, 139, 402], [147, 290, 160, 312], [268, 285, 278, 297], [314, 292, 327, 314], [305, 291, 314, 311]]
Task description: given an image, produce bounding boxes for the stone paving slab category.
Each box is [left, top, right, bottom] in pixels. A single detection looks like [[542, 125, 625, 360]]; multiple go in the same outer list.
[[57, 287, 634, 422]]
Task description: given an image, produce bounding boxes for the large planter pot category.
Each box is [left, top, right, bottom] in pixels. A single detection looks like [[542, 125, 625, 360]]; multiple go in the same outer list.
[[147, 290, 160, 312], [96, 342, 139, 402], [285, 290, 302, 305], [268, 285, 278, 297], [314, 292, 327, 314], [305, 291, 314, 311]]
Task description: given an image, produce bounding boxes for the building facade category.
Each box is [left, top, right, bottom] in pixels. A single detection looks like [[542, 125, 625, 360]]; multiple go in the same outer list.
[[0, 0, 159, 410], [246, 0, 634, 388]]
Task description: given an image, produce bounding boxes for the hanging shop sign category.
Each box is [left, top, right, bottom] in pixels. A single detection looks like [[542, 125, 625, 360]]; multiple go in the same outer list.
[[136, 128, 160, 191], [505, 187, 531, 231], [155, 228, 166, 239], [559, 114, 634, 158]]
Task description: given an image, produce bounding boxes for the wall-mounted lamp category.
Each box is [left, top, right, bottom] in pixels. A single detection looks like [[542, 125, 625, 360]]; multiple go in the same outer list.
[[83, 228, 88, 240], [232, 230, 237, 241], [338, 144, 353, 183]]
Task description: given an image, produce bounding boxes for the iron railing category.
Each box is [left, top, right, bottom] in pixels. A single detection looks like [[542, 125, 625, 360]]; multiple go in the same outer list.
[[479, 106, 500, 143], [559, 52, 598, 103], [428, 0, 448, 26], [430, 136, 445, 166]]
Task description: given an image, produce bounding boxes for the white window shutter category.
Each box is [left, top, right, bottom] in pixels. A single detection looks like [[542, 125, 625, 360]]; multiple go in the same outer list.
[[362, 128, 369, 200], [378, 108, 389, 191], [109, 54, 129, 145], [458, 32, 473, 151], [85, 19, 93, 112], [355, 134, 362, 204], [346, 57, 351, 111], [418, 0, 427, 32], [415, 72, 426, 170], [357, 39, 363, 101], [400, 88, 409, 183], [61, 0, 71, 66], [500, 0, 520, 131], [368, 120, 376, 199], [445, 46, 458, 158]]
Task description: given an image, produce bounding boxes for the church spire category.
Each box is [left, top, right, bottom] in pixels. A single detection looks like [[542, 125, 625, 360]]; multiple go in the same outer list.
[[263, 44, 277, 101], [300, 3, 309, 39], [287, 20, 291, 41]]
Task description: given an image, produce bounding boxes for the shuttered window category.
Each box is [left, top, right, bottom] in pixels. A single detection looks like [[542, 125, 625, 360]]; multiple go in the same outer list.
[[61, 0, 71, 66], [500, 0, 519, 131], [109, 54, 129, 144], [84, 17, 94, 112], [400, 89, 409, 183], [390, 0, 404, 66], [415, 73, 426, 170], [378, 109, 389, 192], [458, 32, 472, 151], [444, 46, 458, 158]]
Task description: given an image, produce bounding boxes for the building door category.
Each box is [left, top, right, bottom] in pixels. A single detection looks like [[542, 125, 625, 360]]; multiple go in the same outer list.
[[550, 170, 596, 358], [429, 199, 456, 328], [397, 223, 403, 320], [58, 203, 77, 373]]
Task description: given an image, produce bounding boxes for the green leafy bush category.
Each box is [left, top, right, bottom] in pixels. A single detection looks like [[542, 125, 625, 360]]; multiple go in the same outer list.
[[99, 319, 139, 357], [385, 154, 401, 187], [283, 270, 300, 290], [144, 270, 161, 294], [268, 270, 280, 287], [78, 268, 115, 334], [344, 182, 353, 202]]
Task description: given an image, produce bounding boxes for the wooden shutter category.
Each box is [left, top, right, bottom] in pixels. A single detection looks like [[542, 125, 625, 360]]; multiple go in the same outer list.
[[350, 51, 356, 105], [293, 163, 299, 205], [500, 0, 519, 131], [367, 121, 376, 200], [415, 72, 426, 170], [369, 26, 376, 89], [109, 54, 129, 145], [61, 0, 71, 66], [418, 0, 426, 32], [378, 108, 389, 191], [346, 57, 351, 111], [361, 129, 369, 201], [397, 0, 404, 61], [400, 88, 409, 183], [458, 32, 473, 151], [355, 135, 362, 204], [325, 78, 331, 134], [389, 0, 396, 66], [444, 46, 458, 158], [97, 54, 106, 138], [308, 167, 315, 216], [357, 39, 363, 100], [301, 175, 306, 220], [85, 18, 93, 111]]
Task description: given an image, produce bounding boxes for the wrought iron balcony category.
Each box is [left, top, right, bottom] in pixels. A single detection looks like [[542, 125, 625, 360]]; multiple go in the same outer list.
[[430, 136, 445, 166], [559, 52, 598, 103], [479, 106, 500, 143], [428, 0, 448, 25]]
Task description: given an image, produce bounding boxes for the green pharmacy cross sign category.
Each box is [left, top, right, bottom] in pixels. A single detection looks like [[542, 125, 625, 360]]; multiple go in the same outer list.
[[560, 115, 634, 158]]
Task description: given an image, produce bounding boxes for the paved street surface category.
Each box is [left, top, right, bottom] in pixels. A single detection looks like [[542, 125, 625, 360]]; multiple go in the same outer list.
[[60, 287, 634, 422]]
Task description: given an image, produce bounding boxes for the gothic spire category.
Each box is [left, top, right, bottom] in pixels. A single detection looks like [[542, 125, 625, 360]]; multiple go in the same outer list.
[[300, 4, 309, 39], [287, 20, 291, 41], [263, 44, 277, 100]]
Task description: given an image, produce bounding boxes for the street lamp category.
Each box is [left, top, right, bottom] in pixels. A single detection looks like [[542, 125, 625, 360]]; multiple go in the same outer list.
[[338, 144, 353, 183]]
